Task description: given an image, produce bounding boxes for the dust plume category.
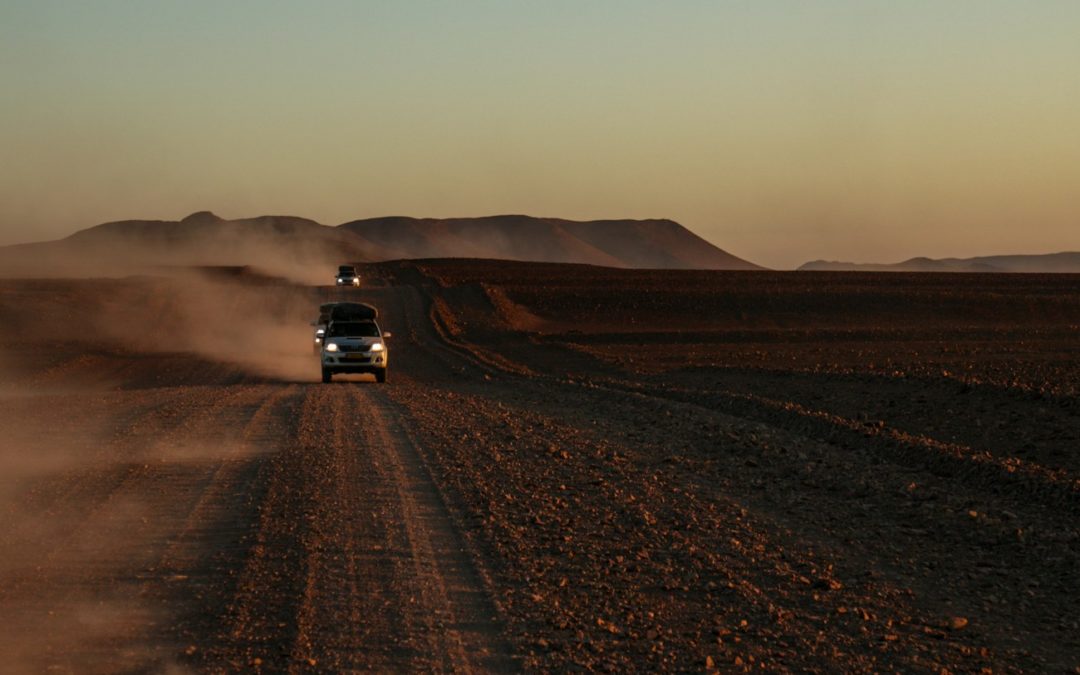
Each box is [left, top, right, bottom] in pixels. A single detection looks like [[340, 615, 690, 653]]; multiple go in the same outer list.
[[0, 212, 366, 286], [0, 385, 246, 674], [101, 268, 322, 383], [0, 269, 323, 386], [0, 266, 328, 672]]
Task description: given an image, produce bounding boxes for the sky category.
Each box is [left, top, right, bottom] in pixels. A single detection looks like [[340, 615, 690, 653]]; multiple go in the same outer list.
[[1, 1, 1077, 269]]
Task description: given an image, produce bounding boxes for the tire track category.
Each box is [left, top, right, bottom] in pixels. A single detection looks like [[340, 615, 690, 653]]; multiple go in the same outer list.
[[284, 385, 407, 672], [394, 269, 1078, 515], [353, 385, 513, 673], [0, 383, 300, 673], [206, 381, 509, 672], [4, 384, 269, 571], [147, 384, 306, 665]]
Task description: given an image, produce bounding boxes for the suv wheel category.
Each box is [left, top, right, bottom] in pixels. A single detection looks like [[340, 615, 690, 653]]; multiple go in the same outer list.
[[321, 368, 332, 383], [375, 369, 387, 383]]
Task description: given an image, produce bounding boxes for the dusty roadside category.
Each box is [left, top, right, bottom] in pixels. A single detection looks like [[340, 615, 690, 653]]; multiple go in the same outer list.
[[0, 266, 1076, 672]]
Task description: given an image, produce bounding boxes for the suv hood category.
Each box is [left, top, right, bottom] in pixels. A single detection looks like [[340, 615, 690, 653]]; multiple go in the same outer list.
[[326, 337, 383, 348]]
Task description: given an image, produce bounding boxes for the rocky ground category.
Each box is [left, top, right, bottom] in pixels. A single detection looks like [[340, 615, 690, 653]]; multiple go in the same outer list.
[[0, 263, 1076, 672]]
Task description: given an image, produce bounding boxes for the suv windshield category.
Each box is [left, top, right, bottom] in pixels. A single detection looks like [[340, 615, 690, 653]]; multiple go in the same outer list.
[[328, 322, 379, 338]]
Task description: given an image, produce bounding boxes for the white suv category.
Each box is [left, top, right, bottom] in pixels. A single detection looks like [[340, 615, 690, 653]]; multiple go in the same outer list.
[[320, 319, 390, 383], [336, 269, 360, 287]]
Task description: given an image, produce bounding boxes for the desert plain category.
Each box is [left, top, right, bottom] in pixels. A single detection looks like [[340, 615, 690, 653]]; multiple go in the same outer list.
[[0, 261, 1078, 673]]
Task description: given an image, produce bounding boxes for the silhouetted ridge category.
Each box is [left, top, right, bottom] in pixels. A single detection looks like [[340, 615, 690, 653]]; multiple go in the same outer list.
[[5, 211, 763, 274], [180, 211, 223, 225], [339, 214, 762, 270], [41, 212, 370, 277], [800, 252, 1080, 273]]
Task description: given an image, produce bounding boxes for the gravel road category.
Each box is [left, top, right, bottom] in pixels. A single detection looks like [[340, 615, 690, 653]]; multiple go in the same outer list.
[[0, 267, 1077, 673]]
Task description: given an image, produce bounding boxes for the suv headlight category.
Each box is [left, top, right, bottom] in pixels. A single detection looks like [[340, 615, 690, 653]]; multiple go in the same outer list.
[[370, 342, 384, 352], [325, 343, 339, 352]]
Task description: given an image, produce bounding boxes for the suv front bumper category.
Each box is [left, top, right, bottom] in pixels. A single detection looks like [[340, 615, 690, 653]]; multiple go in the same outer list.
[[321, 352, 386, 373]]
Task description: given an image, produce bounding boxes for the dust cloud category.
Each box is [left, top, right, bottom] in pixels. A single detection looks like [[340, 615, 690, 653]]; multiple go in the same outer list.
[[0, 265, 325, 500], [0, 220, 355, 287], [0, 262, 330, 671], [0, 386, 161, 672], [108, 269, 322, 383]]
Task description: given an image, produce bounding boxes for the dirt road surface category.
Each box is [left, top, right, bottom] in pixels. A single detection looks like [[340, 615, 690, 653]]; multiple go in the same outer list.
[[0, 265, 1077, 673]]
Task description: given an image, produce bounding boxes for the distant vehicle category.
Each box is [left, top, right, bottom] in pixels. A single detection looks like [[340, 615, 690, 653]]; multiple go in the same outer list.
[[336, 266, 360, 287], [319, 302, 390, 383]]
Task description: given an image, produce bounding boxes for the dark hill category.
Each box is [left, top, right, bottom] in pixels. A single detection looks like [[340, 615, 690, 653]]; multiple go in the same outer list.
[[0, 212, 762, 280], [339, 215, 762, 270], [0, 212, 368, 282], [800, 252, 1080, 273]]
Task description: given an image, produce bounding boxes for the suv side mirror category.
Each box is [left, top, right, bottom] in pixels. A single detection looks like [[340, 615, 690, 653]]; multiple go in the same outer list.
[[382, 332, 392, 338]]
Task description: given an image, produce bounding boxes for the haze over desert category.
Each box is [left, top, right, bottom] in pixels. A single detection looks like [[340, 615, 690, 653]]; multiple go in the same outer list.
[[2, 2, 1079, 673]]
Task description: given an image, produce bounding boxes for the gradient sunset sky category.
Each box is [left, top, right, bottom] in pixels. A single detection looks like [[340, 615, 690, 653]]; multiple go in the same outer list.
[[1, 1, 1077, 269]]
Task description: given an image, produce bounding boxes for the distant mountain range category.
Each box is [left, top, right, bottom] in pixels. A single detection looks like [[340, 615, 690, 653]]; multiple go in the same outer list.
[[339, 214, 759, 269], [799, 252, 1080, 273], [0, 211, 761, 279], [6, 211, 1074, 278]]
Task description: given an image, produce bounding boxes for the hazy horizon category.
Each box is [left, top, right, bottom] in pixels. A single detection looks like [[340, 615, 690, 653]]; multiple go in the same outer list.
[[2, 1, 1078, 269]]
